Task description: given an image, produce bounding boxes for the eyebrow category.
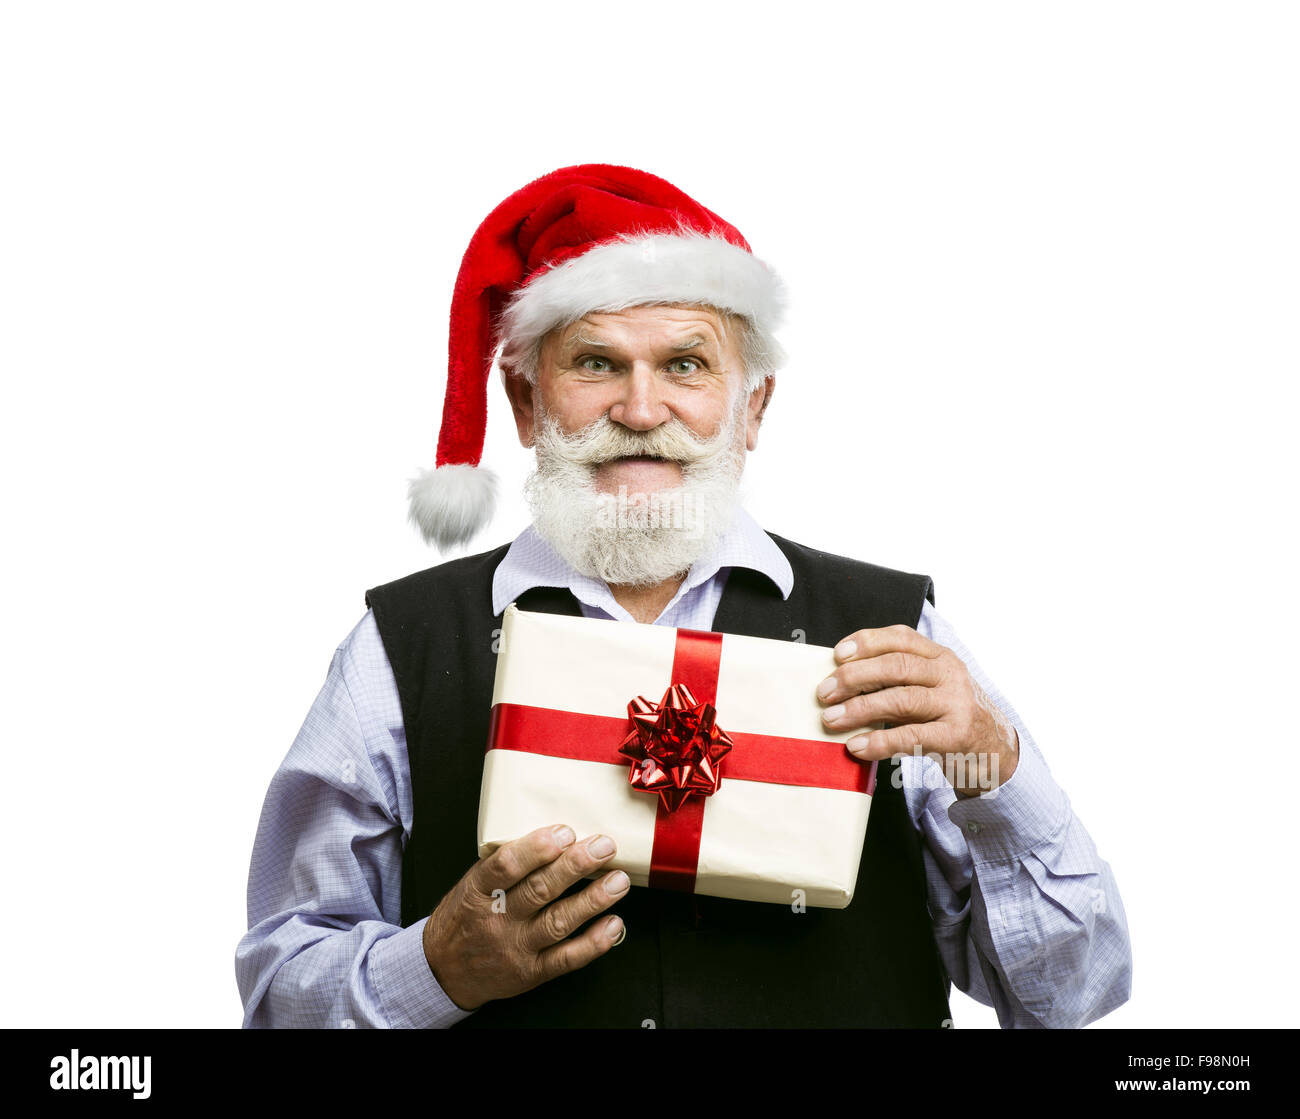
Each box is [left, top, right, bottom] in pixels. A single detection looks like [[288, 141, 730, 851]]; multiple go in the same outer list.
[[567, 332, 612, 349], [670, 335, 709, 351]]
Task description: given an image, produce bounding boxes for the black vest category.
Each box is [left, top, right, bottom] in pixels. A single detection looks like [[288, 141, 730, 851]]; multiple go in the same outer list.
[[365, 531, 952, 1028]]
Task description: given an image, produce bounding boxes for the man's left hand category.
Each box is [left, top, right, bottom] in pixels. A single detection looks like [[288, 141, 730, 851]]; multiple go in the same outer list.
[[816, 625, 1019, 799]]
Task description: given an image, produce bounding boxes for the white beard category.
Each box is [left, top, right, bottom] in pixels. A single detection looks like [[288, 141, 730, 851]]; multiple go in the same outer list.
[[524, 399, 747, 587]]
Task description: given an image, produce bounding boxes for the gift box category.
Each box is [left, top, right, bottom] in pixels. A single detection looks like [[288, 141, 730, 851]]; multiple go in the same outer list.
[[478, 604, 878, 908]]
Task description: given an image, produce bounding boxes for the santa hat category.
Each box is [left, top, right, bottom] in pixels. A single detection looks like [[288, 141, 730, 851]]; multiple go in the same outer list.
[[407, 163, 785, 550]]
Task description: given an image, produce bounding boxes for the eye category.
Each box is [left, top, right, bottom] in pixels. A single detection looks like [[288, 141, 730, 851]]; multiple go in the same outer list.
[[579, 356, 613, 373], [668, 358, 702, 375]]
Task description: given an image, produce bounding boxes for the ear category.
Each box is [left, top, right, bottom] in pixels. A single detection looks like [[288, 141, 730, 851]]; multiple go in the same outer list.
[[501, 366, 537, 447], [744, 375, 775, 452]]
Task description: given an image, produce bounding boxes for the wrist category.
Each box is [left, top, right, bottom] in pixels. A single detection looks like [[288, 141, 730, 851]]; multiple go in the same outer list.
[[422, 914, 480, 1012], [953, 726, 1019, 799]]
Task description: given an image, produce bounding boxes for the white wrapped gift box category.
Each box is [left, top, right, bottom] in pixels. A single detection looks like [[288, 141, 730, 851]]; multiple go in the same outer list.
[[477, 604, 878, 908]]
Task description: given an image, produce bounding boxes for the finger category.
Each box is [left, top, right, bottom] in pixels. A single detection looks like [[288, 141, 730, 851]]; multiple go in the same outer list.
[[833, 624, 941, 666], [508, 833, 618, 917], [816, 650, 945, 706], [524, 869, 630, 952], [472, 825, 578, 897], [844, 720, 957, 762], [822, 684, 944, 732], [533, 914, 626, 986]]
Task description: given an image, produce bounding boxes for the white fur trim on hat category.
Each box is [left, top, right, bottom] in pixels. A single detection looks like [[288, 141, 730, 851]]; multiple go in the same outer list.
[[498, 232, 785, 360], [407, 463, 499, 550]]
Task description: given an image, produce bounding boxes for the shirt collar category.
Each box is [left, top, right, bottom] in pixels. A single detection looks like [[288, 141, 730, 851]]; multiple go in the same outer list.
[[490, 505, 793, 617]]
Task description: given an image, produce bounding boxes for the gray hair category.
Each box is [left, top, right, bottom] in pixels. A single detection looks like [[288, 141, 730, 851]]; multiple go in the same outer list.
[[499, 304, 784, 393]]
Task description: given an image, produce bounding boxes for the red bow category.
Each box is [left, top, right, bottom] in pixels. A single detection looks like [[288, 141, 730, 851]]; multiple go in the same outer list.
[[618, 683, 734, 813]]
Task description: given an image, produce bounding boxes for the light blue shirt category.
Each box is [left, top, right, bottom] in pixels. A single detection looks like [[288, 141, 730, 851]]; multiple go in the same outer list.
[[236, 509, 1131, 1028]]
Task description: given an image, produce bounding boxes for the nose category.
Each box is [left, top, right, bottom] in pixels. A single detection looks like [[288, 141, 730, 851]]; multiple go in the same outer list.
[[606, 363, 672, 431]]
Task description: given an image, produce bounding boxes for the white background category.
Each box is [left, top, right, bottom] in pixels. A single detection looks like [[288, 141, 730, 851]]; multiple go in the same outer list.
[[2, 1, 1295, 1029]]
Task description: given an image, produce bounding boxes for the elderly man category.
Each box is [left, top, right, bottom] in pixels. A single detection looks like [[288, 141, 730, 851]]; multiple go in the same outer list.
[[236, 165, 1131, 1028]]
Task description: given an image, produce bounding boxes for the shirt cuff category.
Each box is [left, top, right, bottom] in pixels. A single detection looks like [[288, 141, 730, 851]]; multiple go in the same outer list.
[[368, 919, 475, 1029], [944, 732, 1069, 865]]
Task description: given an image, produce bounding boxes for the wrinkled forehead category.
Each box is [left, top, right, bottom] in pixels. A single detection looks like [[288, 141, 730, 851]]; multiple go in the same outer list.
[[547, 304, 734, 352]]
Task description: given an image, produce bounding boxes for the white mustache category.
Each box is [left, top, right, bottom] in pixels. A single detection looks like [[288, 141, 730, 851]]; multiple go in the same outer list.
[[534, 412, 733, 471]]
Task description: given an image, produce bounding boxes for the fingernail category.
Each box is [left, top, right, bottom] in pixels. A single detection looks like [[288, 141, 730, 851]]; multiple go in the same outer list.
[[588, 834, 615, 858], [605, 870, 630, 895], [816, 676, 837, 700], [846, 734, 870, 755], [552, 826, 575, 847], [607, 917, 626, 945], [835, 640, 857, 660], [823, 704, 845, 724]]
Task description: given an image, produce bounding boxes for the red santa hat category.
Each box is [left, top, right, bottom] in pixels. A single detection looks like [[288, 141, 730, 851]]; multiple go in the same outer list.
[[408, 163, 785, 549]]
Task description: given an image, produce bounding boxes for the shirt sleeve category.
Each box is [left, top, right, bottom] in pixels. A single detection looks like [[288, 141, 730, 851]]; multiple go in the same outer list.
[[906, 601, 1132, 1028], [234, 612, 473, 1029]]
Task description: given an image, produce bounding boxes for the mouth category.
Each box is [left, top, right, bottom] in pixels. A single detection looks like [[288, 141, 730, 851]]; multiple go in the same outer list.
[[592, 454, 686, 494]]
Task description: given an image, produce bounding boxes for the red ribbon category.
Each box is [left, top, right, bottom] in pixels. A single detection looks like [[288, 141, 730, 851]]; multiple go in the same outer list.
[[648, 630, 721, 891], [486, 627, 877, 893]]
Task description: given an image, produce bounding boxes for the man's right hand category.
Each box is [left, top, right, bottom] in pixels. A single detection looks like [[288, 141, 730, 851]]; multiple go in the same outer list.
[[422, 825, 628, 1011]]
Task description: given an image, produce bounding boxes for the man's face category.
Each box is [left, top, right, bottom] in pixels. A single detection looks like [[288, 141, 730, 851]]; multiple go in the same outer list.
[[505, 305, 769, 488], [503, 304, 774, 587]]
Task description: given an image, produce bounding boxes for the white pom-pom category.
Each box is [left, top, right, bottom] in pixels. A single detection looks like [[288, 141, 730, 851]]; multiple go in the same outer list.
[[406, 463, 499, 550]]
